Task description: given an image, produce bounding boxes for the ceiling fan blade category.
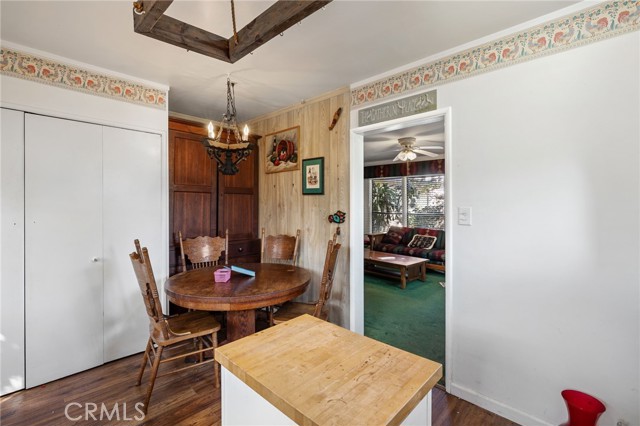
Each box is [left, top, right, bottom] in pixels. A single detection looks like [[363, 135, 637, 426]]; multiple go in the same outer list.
[[413, 149, 439, 157], [416, 145, 443, 150]]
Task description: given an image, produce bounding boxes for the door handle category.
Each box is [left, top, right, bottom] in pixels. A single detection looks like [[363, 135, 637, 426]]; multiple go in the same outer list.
[[91, 257, 100, 262]]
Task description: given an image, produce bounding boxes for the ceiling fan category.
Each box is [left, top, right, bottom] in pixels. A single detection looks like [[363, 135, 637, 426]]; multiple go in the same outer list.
[[393, 137, 443, 162]]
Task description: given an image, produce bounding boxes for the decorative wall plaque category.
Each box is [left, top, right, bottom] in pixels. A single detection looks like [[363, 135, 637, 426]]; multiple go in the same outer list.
[[358, 90, 436, 127]]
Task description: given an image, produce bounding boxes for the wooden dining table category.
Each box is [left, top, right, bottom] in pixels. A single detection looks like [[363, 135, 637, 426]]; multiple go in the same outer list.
[[165, 263, 311, 342]]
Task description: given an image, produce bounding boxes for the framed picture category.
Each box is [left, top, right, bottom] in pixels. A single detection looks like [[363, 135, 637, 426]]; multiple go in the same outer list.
[[265, 126, 300, 174], [302, 157, 324, 195]]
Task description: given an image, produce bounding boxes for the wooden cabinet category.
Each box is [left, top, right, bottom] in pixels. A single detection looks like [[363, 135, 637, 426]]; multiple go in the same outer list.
[[218, 139, 260, 263], [169, 119, 218, 275], [169, 118, 260, 275]]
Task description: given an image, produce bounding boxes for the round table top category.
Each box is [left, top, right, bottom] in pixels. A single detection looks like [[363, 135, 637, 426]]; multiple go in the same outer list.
[[165, 263, 311, 311]]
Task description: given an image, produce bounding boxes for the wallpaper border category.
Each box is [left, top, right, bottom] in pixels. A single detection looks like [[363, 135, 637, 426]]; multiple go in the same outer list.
[[0, 47, 167, 110], [351, 0, 639, 107]]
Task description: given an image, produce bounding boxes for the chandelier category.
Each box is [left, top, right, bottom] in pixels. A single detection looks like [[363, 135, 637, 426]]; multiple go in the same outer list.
[[201, 77, 253, 175]]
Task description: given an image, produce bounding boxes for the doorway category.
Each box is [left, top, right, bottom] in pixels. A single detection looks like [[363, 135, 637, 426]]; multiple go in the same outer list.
[[349, 108, 453, 390]]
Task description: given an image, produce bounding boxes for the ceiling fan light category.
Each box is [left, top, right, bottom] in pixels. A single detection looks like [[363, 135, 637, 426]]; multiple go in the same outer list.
[[397, 151, 407, 161], [406, 151, 417, 161]]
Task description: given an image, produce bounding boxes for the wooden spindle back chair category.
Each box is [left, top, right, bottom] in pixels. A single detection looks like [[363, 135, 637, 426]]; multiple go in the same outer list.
[[272, 235, 342, 325], [260, 228, 301, 324], [261, 228, 301, 265], [312, 237, 341, 319], [178, 229, 228, 272], [130, 239, 221, 414]]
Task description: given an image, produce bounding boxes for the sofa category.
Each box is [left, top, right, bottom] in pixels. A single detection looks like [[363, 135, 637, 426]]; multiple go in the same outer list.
[[368, 226, 445, 271]]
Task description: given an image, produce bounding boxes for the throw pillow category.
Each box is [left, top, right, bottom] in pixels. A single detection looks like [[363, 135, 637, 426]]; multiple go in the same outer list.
[[380, 226, 407, 245], [407, 234, 437, 249]]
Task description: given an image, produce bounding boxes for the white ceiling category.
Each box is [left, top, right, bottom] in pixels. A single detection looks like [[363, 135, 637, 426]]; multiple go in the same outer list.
[[363, 116, 445, 165], [1, 0, 580, 162]]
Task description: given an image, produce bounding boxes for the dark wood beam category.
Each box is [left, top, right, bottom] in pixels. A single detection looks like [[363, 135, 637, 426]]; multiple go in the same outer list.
[[150, 16, 230, 62], [133, 0, 174, 33], [132, 0, 333, 63], [229, 0, 332, 63]]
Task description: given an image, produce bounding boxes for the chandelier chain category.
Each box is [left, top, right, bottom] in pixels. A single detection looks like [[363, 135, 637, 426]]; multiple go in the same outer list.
[[228, 79, 238, 120]]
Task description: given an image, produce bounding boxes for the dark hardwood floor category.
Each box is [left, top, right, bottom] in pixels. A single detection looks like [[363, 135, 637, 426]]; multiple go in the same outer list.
[[0, 353, 518, 425], [431, 385, 518, 426]]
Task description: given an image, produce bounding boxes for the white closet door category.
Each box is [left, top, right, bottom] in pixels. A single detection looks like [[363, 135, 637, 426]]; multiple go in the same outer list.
[[1, 108, 25, 395], [102, 126, 162, 362], [25, 114, 104, 387]]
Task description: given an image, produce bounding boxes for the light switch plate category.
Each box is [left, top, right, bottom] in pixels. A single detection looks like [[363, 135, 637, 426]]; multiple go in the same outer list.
[[458, 207, 472, 226]]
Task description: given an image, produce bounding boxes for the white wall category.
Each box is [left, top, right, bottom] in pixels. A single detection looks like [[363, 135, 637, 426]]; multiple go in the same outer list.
[[352, 32, 639, 426], [0, 75, 167, 136], [0, 62, 169, 289]]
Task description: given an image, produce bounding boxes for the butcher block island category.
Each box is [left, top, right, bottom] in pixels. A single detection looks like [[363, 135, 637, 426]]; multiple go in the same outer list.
[[215, 314, 442, 426]]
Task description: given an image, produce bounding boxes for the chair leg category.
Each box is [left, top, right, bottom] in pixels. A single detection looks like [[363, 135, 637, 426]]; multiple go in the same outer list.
[[136, 338, 152, 386], [268, 306, 274, 327], [212, 332, 219, 388], [143, 345, 164, 414]]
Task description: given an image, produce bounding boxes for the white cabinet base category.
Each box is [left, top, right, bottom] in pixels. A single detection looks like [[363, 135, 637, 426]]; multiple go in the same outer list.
[[221, 367, 432, 426]]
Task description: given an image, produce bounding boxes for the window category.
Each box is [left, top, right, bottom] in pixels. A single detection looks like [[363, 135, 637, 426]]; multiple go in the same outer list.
[[407, 175, 445, 229], [370, 178, 403, 232], [368, 175, 444, 233]]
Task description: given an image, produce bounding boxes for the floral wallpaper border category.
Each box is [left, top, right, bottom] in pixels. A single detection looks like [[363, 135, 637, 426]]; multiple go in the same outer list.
[[352, 0, 639, 107], [0, 48, 167, 110]]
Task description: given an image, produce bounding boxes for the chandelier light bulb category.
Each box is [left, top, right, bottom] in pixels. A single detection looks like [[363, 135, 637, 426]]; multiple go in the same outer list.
[[243, 124, 249, 140], [207, 121, 215, 139]]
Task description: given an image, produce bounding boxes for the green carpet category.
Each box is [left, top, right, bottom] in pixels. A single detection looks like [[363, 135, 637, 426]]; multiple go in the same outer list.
[[364, 272, 445, 376]]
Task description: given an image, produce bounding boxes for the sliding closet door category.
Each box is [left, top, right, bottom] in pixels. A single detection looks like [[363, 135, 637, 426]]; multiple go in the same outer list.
[[102, 126, 162, 362], [1, 108, 25, 395], [25, 114, 104, 387]]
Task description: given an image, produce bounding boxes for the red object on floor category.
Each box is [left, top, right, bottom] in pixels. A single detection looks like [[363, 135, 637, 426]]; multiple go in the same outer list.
[[560, 389, 606, 426]]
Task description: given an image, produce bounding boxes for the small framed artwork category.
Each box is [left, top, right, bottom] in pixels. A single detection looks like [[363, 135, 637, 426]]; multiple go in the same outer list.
[[265, 126, 300, 174], [302, 157, 324, 195]]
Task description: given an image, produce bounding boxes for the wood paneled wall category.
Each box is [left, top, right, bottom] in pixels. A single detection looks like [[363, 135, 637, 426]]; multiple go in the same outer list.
[[248, 88, 351, 327]]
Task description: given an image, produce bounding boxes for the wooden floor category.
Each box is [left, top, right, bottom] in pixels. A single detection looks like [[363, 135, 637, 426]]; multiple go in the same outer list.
[[0, 353, 518, 426]]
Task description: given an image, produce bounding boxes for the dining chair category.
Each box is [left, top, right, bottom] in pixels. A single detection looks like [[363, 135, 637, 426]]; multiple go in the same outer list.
[[178, 229, 229, 272], [260, 228, 301, 325], [130, 240, 221, 414], [272, 235, 342, 325], [261, 228, 301, 265]]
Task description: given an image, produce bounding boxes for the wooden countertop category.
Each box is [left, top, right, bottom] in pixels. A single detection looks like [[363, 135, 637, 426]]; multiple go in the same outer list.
[[215, 315, 442, 426]]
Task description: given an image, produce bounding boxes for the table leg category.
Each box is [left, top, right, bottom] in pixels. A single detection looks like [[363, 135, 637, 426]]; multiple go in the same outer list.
[[420, 262, 426, 281], [400, 266, 407, 289], [226, 309, 256, 342]]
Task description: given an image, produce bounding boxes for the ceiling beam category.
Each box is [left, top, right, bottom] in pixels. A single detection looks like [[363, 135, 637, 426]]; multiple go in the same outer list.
[[229, 0, 332, 63], [132, 0, 333, 63], [133, 0, 173, 33], [150, 16, 230, 62]]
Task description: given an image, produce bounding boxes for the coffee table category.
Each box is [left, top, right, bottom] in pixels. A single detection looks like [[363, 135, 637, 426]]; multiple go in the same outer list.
[[363, 248, 428, 289]]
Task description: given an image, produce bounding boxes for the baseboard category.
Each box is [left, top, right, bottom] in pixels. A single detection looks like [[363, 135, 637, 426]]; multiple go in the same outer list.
[[449, 383, 553, 426]]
